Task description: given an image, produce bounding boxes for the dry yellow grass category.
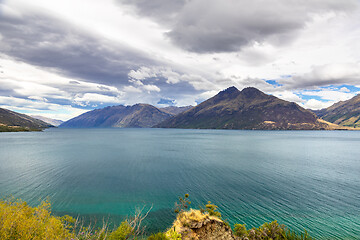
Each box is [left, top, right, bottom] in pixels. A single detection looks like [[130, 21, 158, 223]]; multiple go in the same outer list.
[[263, 121, 276, 124], [0, 199, 74, 240], [317, 119, 358, 130], [172, 209, 221, 232]]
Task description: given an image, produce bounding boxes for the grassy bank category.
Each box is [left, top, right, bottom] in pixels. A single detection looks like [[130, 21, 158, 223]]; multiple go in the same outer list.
[[0, 124, 42, 132], [0, 197, 314, 240]]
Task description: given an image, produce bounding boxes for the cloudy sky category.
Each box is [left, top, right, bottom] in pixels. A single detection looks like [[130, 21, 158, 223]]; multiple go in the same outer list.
[[1, 0, 360, 120]]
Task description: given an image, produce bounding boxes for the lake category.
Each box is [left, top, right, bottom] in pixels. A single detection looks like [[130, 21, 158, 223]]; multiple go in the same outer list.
[[0, 128, 359, 239]]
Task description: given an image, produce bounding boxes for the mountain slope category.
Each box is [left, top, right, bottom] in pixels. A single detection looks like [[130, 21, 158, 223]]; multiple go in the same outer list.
[[60, 104, 173, 128], [156, 87, 329, 130], [160, 106, 193, 115], [0, 107, 52, 131], [313, 94, 360, 128], [31, 115, 64, 127]]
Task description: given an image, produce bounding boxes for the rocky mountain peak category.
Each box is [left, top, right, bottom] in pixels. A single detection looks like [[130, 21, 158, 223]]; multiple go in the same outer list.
[[214, 86, 240, 101], [240, 87, 265, 98], [156, 86, 329, 130]]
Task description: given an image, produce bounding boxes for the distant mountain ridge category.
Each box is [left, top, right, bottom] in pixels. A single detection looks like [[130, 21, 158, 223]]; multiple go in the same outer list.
[[31, 115, 64, 127], [313, 94, 360, 128], [60, 87, 352, 130], [60, 104, 190, 128], [160, 106, 193, 115], [156, 87, 330, 130], [0, 107, 52, 131]]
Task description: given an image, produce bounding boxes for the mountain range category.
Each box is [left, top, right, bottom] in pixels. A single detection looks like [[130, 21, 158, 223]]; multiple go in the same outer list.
[[60, 104, 176, 128], [60, 86, 346, 130], [156, 87, 330, 130], [2, 86, 359, 131], [313, 94, 360, 128], [0, 107, 52, 132]]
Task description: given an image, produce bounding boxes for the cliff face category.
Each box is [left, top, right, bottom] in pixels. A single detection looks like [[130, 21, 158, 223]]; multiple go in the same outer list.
[[170, 210, 237, 240]]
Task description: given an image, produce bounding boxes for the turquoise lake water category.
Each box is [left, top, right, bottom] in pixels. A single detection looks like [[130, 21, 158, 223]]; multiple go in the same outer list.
[[0, 128, 359, 239]]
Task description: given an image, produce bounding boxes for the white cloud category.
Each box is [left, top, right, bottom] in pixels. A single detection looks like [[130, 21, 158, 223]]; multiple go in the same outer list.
[[73, 93, 123, 105], [128, 67, 157, 80], [302, 99, 334, 110], [302, 90, 356, 102], [180, 74, 214, 91], [197, 90, 218, 101], [272, 91, 305, 104], [122, 85, 142, 93], [161, 68, 181, 84], [142, 84, 160, 92], [127, 66, 217, 91], [339, 87, 350, 92], [128, 67, 182, 84]]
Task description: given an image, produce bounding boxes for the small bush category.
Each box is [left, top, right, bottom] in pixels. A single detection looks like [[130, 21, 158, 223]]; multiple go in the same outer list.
[[200, 201, 221, 218], [108, 221, 134, 240], [165, 228, 182, 240], [252, 220, 286, 239], [234, 220, 314, 240], [147, 232, 169, 240], [234, 223, 248, 238], [0, 198, 74, 240], [286, 229, 314, 240]]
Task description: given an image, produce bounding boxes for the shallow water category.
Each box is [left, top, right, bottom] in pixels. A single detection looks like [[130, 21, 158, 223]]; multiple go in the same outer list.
[[0, 128, 359, 239]]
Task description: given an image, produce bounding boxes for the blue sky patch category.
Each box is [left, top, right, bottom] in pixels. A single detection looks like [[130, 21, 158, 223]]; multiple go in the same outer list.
[[265, 80, 283, 87], [157, 98, 175, 105], [322, 84, 360, 93]]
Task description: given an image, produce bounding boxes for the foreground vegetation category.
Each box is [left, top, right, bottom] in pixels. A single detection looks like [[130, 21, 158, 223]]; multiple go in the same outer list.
[[0, 196, 314, 240]]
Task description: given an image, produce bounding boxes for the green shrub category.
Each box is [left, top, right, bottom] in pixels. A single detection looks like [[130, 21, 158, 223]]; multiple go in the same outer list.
[[234, 223, 248, 238], [108, 221, 134, 240], [234, 220, 314, 240], [200, 201, 221, 218], [147, 232, 169, 240], [253, 220, 286, 239], [165, 228, 182, 240], [286, 229, 314, 240]]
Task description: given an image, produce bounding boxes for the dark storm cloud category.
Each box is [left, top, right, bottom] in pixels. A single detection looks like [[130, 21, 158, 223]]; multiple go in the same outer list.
[[0, 12, 157, 87], [118, 0, 358, 53]]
